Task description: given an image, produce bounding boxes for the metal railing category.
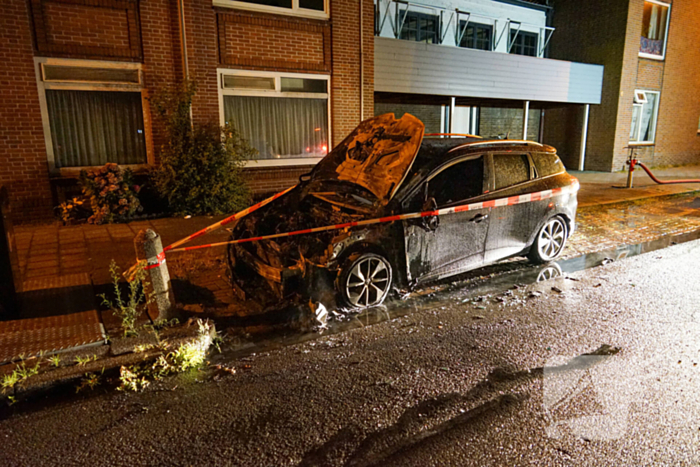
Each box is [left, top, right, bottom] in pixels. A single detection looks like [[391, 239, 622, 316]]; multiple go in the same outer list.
[[375, 0, 554, 58]]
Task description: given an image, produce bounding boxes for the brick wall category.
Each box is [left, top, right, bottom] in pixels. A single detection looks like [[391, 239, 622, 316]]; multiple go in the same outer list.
[[374, 103, 442, 133], [29, 0, 142, 60], [330, 0, 375, 146], [0, 0, 53, 221], [140, 0, 183, 159], [547, 0, 631, 171], [243, 166, 314, 197], [479, 107, 541, 142], [541, 106, 584, 170], [651, 0, 700, 167], [218, 11, 330, 73]]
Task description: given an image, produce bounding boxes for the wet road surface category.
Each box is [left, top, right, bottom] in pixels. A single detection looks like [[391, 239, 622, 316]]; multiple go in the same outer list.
[[2, 235, 700, 465]]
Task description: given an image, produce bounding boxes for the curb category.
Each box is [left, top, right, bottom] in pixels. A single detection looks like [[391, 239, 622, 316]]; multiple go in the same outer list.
[[1, 319, 216, 404]]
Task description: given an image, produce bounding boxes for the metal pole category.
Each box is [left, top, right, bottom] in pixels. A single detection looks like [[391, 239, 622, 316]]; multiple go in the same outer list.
[[449, 97, 455, 134], [522, 101, 529, 140], [579, 104, 590, 171]]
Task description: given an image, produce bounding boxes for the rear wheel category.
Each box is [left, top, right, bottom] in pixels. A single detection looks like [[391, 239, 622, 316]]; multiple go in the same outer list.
[[528, 217, 568, 264], [338, 253, 393, 308]]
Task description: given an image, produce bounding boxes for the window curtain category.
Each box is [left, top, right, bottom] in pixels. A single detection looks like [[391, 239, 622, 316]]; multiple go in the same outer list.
[[46, 90, 146, 168], [639, 94, 657, 141], [224, 96, 328, 159]]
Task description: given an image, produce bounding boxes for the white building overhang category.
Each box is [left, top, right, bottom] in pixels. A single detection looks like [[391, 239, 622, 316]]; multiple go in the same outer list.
[[374, 37, 604, 105]]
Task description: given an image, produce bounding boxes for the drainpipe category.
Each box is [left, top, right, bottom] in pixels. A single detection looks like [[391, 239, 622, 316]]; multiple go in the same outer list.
[[177, 0, 193, 126], [359, 0, 364, 122]]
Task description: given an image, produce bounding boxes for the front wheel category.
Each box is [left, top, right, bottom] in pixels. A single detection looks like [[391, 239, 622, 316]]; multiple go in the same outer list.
[[528, 217, 568, 264], [338, 253, 393, 309]]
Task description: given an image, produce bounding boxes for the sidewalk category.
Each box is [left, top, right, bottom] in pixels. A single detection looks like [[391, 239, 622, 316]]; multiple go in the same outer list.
[[2, 165, 700, 369], [572, 163, 700, 207]]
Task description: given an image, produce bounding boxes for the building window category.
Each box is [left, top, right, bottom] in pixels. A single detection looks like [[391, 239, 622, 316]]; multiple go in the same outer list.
[[509, 30, 538, 57], [220, 71, 330, 162], [400, 11, 440, 44], [640, 0, 670, 59], [36, 59, 147, 170], [459, 22, 492, 51], [213, 0, 328, 18], [630, 90, 660, 144]]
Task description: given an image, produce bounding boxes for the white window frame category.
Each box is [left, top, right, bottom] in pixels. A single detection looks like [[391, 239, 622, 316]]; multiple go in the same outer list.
[[34, 57, 151, 175], [212, 0, 329, 20], [639, 0, 671, 61], [217, 68, 331, 167], [629, 89, 660, 145]]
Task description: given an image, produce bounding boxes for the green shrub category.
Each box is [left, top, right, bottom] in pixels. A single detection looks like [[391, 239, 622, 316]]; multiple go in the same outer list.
[[99, 260, 152, 337], [150, 80, 253, 216], [79, 163, 142, 224]]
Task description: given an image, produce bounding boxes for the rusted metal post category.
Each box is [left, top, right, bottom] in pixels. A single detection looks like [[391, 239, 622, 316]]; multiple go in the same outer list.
[[134, 229, 175, 322]]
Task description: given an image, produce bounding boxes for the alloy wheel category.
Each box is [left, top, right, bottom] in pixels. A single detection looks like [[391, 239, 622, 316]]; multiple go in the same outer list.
[[537, 218, 566, 261], [345, 256, 391, 307]]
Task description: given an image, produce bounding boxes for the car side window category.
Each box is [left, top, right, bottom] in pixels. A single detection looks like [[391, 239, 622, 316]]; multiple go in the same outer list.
[[427, 157, 484, 207], [532, 152, 565, 177], [493, 153, 531, 190]]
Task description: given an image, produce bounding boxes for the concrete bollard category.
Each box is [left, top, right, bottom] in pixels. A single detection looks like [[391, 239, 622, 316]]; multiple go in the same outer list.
[[134, 229, 175, 322]]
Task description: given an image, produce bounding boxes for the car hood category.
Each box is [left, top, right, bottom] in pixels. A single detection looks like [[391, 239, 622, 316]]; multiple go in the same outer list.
[[311, 113, 424, 202]]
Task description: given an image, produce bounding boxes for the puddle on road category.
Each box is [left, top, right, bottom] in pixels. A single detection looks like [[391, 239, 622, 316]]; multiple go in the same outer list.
[[214, 228, 700, 362]]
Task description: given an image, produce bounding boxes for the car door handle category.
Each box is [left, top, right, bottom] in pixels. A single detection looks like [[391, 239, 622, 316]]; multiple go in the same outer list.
[[469, 214, 488, 223]]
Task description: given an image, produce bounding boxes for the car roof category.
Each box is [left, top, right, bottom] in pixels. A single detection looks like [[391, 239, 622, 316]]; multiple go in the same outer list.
[[415, 138, 555, 171]]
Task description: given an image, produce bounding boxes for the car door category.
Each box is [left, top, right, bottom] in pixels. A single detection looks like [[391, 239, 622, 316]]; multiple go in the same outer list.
[[402, 155, 491, 284], [484, 152, 546, 263]]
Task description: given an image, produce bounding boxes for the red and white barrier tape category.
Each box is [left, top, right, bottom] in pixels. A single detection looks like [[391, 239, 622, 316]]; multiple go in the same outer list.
[[163, 185, 297, 252], [145, 251, 166, 270], [167, 180, 579, 253]]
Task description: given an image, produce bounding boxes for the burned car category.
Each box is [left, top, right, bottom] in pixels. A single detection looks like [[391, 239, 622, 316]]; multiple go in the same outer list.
[[229, 113, 578, 310]]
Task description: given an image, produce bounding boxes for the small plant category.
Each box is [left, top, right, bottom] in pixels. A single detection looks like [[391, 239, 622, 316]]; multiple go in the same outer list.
[[48, 355, 61, 367], [100, 260, 153, 336], [76, 372, 102, 393], [55, 197, 90, 225], [1, 362, 40, 390], [7, 396, 17, 406], [75, 356, 89, 366], [168, 320, 214, 372], [80, 163, 142, 224], [150, 80, 252, 216], [118, 365, 150, 392]]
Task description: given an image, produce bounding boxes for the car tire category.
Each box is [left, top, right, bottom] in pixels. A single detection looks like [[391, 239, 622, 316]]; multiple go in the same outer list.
[[528, 216, 568, 264], [338, 252, 393, 309]]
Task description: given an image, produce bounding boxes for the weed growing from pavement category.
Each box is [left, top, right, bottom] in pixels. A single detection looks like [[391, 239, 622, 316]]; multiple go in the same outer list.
[[48, 355, 61, 367], [117, 319, 215, 392], [100, 260, 153, 337], [76, 371, 103, 393], [2, 362, 40, 390]]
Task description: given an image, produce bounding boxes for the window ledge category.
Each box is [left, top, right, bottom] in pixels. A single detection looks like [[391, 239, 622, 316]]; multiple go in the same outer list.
[[243, 158, 322, 168], [52, 164, 152, 179], [638, 52, 665, 61], [628, 142, 655, 146], [212, 1, 329, 20]]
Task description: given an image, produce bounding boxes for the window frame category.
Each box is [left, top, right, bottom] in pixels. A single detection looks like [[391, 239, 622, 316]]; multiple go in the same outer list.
[[629, 89, 661, 145], [399, 10, 441, 44], [458, 21, 493, 51], [488, 152, 535, 193], [639, 0, 671, 61], [217, 68, 331, 167], [34, 57, 151, 176], [509, 29, 539, 57], [212, 0, 329, 20]]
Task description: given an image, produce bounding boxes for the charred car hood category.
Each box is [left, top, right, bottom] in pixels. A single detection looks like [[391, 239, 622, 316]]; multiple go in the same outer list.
[[311, 113, 424, 202]]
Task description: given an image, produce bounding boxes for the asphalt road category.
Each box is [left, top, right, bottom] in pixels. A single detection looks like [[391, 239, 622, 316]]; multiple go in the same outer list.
[[2, 240, 700, 466]]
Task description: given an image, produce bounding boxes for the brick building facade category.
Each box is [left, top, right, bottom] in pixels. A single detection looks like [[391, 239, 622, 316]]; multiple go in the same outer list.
[[0, 0, 373, 222], [547, 0, 700, 171]]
